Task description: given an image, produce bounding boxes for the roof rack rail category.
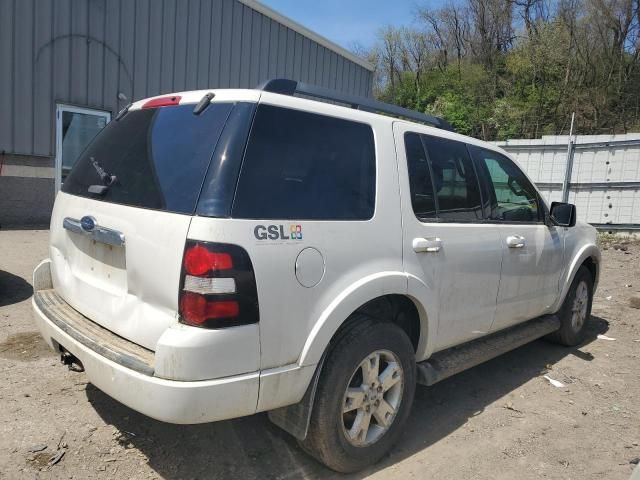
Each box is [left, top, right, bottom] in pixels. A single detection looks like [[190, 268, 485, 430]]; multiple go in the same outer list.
[[256, 78, 453, 131]]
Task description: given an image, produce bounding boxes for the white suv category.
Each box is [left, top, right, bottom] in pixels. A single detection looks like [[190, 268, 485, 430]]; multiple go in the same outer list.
[[32, 79, 600, 472]]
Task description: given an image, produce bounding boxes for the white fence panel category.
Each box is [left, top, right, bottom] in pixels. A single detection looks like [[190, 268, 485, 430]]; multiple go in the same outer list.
[[495, 134, 640, 229]]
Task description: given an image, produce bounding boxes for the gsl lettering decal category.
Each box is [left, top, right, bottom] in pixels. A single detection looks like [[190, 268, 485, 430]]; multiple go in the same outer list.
[[254, 224, 302, 241]]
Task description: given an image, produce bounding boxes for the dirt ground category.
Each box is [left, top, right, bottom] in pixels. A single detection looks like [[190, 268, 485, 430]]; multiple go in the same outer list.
[[0, 229, 639, 480]]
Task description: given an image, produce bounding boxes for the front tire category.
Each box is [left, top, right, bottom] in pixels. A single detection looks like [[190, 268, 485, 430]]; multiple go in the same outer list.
[[300, 316, 416, 473], [547, 266, 594, 346]]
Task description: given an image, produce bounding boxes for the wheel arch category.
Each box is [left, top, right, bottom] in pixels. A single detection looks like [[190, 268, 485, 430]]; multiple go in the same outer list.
[[270, 274, 434, 442], [297, 272, 436, 368], [554, 244, 601, 312]]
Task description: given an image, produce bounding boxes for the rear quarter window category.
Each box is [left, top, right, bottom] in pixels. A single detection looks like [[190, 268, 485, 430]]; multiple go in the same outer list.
[[232, 105, 376, 220]]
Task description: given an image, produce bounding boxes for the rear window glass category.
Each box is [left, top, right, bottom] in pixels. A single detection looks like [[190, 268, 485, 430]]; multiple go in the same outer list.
[[232, 105, 376, 220], [62, 103, 234, 214]]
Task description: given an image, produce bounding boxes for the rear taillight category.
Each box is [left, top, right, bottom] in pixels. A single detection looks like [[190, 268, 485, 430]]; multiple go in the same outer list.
[[184, 245, 232, 275], [178, 241, 259, 328]]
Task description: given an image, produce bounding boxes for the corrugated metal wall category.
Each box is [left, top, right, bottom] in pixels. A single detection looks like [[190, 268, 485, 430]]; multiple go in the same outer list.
[[0, 0, 373, 159], [496, 134, 640, 227]]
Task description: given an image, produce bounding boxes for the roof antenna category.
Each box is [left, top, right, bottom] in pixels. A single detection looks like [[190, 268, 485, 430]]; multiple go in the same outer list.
[[193, 92, 215, 115]]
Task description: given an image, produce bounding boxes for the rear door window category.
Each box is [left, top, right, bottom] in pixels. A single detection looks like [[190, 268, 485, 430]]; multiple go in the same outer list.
[[422, 135, 483, 222], [406, 133, 484, 222], [232, 104, 376, 220], [405, 132, 437, 220], [62, 103, 234, 214]]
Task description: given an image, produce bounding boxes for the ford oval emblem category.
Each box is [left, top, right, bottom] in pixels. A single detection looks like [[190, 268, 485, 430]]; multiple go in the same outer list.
[[80, 216, 96, 232]]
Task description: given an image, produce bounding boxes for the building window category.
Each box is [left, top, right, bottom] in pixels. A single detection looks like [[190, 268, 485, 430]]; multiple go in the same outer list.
[[55, 104, 111, 191]]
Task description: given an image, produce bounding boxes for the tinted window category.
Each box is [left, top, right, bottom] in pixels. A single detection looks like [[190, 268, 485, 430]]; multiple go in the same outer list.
[[420, 135, 483, 222], [232, 105, 376, 220], [471, 147, 542, 223], [405, 132, 436, 219], [62, 103, 234, 214], [196, 103, 257, 217]]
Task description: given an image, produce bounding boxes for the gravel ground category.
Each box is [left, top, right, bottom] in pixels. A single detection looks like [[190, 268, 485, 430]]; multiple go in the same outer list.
[[1, 229, 639, 480]]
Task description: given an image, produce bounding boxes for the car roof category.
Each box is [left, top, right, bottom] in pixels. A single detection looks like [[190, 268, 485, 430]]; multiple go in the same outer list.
[[129, 88, 511, 159]]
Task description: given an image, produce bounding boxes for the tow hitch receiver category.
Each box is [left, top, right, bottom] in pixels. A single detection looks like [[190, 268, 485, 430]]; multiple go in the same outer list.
[[60, 348, 84, 372]]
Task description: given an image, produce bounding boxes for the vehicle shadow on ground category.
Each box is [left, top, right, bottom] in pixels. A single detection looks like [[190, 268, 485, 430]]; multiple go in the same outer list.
[[86, 316, 609, 480], [0, 270, 33, 307]]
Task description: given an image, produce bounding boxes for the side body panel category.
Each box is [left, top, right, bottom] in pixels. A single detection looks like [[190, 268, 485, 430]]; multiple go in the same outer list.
[[492, 224, 564, 330], [490, 222, 564, 331], [393, 122, 503, 355], [188, 93, 405, 373]]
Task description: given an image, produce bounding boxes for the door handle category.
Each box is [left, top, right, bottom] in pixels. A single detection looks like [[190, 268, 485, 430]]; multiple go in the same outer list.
[[413, 237, 442, 253], [506, 235, 526, 248]]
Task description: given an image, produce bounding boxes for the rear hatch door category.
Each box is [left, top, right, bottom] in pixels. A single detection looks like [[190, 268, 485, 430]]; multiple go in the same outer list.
[[49, 96, 250, 350]]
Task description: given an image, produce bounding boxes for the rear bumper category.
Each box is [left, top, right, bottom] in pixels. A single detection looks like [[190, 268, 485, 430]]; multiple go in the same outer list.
[[31, 260, 259, 424]]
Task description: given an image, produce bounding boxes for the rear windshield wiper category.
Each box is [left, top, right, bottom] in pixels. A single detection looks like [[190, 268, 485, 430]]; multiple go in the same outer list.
[[88, 157, 117, 195], [193, 92, 215, 115], [115, 103, 131, 121]]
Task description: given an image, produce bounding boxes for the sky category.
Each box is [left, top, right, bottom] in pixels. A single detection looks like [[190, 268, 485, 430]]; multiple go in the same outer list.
[[259, 0, 433, 51]]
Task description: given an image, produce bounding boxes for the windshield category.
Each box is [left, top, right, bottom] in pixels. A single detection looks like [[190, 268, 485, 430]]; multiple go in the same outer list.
[[62, 103, 234, 214]]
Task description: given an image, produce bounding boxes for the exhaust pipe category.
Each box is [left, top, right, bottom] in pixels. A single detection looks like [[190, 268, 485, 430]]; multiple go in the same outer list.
[[60, 349, 84, 372]]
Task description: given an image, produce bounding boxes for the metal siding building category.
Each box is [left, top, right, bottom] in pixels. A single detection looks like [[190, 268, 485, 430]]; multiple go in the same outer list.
[[0, 0, 374, 226]]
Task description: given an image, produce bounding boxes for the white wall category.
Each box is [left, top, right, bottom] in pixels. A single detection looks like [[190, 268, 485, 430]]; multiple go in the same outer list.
[[495, 134, 640, 226]]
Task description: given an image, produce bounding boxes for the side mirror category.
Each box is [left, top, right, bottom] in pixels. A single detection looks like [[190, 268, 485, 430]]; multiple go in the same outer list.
[[549, 202, 576, 227]]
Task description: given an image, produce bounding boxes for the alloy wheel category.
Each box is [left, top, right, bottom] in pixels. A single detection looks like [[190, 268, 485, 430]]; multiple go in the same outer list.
[[341, 349, 404, 447]]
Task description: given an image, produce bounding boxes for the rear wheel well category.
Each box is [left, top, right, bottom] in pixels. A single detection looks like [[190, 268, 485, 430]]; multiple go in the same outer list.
[[334, 295, 421, 352], [269, 296, 421, 442]]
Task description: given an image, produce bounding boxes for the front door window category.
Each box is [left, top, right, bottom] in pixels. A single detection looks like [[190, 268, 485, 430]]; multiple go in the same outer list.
[[470, 146, 542, 223]]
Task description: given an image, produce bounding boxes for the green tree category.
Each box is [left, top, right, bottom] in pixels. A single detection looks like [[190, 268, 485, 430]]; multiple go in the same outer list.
[[360, 0, 640, 140]]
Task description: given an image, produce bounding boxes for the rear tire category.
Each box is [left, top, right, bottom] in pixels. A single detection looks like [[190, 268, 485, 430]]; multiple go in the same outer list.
[[547, 266, 593, 346], [300, 316, 416, 473]]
